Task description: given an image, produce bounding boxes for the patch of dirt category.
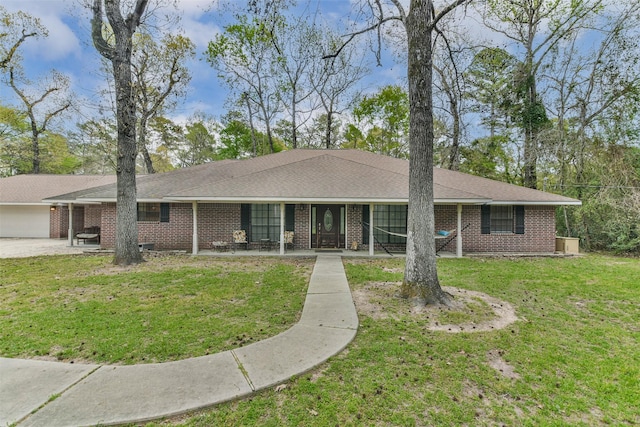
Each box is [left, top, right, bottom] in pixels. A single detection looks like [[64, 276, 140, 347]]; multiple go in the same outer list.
[[352, 282, 397, 320], [353, 283, 518, 333], [422, 287, 518, 333], [486, 349, 520, 379]]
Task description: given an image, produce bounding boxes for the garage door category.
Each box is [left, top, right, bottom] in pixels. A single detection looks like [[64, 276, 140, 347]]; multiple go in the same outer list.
[[0, 205, 50, 238]]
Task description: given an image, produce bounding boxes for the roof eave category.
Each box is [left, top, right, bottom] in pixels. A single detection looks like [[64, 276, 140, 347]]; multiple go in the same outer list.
[[41, 199, 104, 205], [0, 202, 49, 206], [489, 200, 582, 206], [166, 196, 411, 204], [434, 198, 491, 204]]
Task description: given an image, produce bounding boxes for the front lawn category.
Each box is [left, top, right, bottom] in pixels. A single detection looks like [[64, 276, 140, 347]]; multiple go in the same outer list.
[[2, 253, 637, 425], [147, 255, 639, 426], [0, 254, 313, 364]]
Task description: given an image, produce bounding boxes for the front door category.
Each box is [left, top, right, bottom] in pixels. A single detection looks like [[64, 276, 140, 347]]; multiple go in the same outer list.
[[313, 205, 343, 248]]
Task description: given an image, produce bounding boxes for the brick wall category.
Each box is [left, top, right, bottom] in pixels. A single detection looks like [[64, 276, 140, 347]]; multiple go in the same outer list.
[[97, 202, 557, 254], [198, 203, 239, 250], [435, 205, 556, 253], [101, 202, 193, 250], [84, 206, 102, 229], [49, 206, 83, 238], [346, 204, 363, 248], [100, 203, 116, 248], [49, 206, 66, 238], [294, 205, 311, 249]]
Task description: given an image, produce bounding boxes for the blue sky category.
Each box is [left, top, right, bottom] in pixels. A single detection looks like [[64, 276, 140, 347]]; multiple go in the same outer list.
[[2, 0, 410, 127], [2, 0, 233, 124], [3, 0, 539, 137]]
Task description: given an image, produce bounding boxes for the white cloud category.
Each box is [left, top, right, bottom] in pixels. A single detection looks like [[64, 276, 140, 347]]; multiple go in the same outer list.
[[34, 13, 83, 61], [3, 1, 82, 61], [181, 16, 222, 51], [179, 0, 220, 18]]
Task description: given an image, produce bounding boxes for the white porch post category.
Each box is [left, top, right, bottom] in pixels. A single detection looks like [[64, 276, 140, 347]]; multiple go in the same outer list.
[[456, 203, 463, 258], [279, 202, 285, 255], [67, 203, 74, 246], [192, 201, 198, 255], [369, 203, 374, 256]]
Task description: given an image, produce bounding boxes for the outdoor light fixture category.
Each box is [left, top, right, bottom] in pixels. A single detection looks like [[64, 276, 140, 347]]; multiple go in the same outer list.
[[50, 206, 57, 211]]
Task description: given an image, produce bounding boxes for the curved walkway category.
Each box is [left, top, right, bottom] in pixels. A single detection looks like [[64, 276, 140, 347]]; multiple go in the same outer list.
[[1, 255, 358, 427]]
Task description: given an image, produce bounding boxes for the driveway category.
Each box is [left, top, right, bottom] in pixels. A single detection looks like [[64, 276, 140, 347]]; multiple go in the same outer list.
[[0, 239, 96, 258]]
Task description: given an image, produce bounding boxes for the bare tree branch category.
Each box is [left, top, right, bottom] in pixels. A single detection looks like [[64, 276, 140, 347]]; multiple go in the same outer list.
[[0, 29, 37, 70]]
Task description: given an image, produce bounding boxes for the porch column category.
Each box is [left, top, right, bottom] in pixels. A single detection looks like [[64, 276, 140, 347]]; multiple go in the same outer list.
[[67, 203, 74, 246], [192, 201, 198, 255], [456, 203, 462, 258], [369, 203, 374, 256], [279, 202, 285, 255]]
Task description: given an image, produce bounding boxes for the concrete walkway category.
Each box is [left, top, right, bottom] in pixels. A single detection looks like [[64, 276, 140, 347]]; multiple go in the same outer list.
[[1, 255, 358, 427]]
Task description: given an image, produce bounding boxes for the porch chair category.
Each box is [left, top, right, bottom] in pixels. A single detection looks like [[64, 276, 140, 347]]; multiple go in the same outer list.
[[283, 231, 294, 252], [232, 230, 248, 252]]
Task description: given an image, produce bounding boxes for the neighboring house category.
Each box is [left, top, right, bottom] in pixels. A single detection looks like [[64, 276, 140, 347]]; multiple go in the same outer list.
[[42, 150, 581, 256], [0, 175, 116, 238]]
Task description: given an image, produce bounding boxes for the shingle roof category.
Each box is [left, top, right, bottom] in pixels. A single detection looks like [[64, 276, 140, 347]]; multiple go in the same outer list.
[[0, 174, 117, 205], [41, 150, 581, 205]]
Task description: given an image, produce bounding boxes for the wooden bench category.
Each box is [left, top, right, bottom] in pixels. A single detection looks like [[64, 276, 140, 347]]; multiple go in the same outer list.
[[76, 227, 100, 245]]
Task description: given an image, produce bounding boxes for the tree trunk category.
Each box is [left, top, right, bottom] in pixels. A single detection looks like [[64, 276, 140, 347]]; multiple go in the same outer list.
[[138, 116, 155, 174], [31, 131, 40, 174], [291, 94, 298, 149], [91, 0, 147, 265], [113, 50, 144, 265], [401, 0, 452, 306], [140, 145, 155, 174], [325, 110, 333, 149]]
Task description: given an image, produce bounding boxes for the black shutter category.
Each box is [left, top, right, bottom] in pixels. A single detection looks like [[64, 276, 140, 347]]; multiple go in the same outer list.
[[160, 203, 170, 222], [515, 205, 525, 234], [481, 205, 491, 234], [286, 204, 295, 231], [362, 205, 370, 244], [241, 204, 251, 241]]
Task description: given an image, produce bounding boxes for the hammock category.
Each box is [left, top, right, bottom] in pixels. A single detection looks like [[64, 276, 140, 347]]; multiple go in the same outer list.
[[372, 225, 407, 238], [363, 222, 470, 256], [367, 223, 454, 240], [361, 222, 394, 255]]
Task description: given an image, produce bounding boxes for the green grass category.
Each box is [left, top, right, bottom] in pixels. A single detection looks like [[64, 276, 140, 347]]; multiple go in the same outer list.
[[0, 254, 313, 364], [142, 255, 639, 426], [2, 253, 638, 425]]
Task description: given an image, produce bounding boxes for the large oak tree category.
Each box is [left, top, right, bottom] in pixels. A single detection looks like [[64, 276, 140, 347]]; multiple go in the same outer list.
[[91, 0, 149, 265], [330, 0, 471, 305]]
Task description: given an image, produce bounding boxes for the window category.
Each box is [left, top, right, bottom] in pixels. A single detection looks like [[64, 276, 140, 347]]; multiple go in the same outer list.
[[241, 204, 294, 242], [137, 203, 169, 222], [250, 204, 281, 241], [481, 205, 525, 234], [491, 206, 513, 233], [371, 205, 407, 244]]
